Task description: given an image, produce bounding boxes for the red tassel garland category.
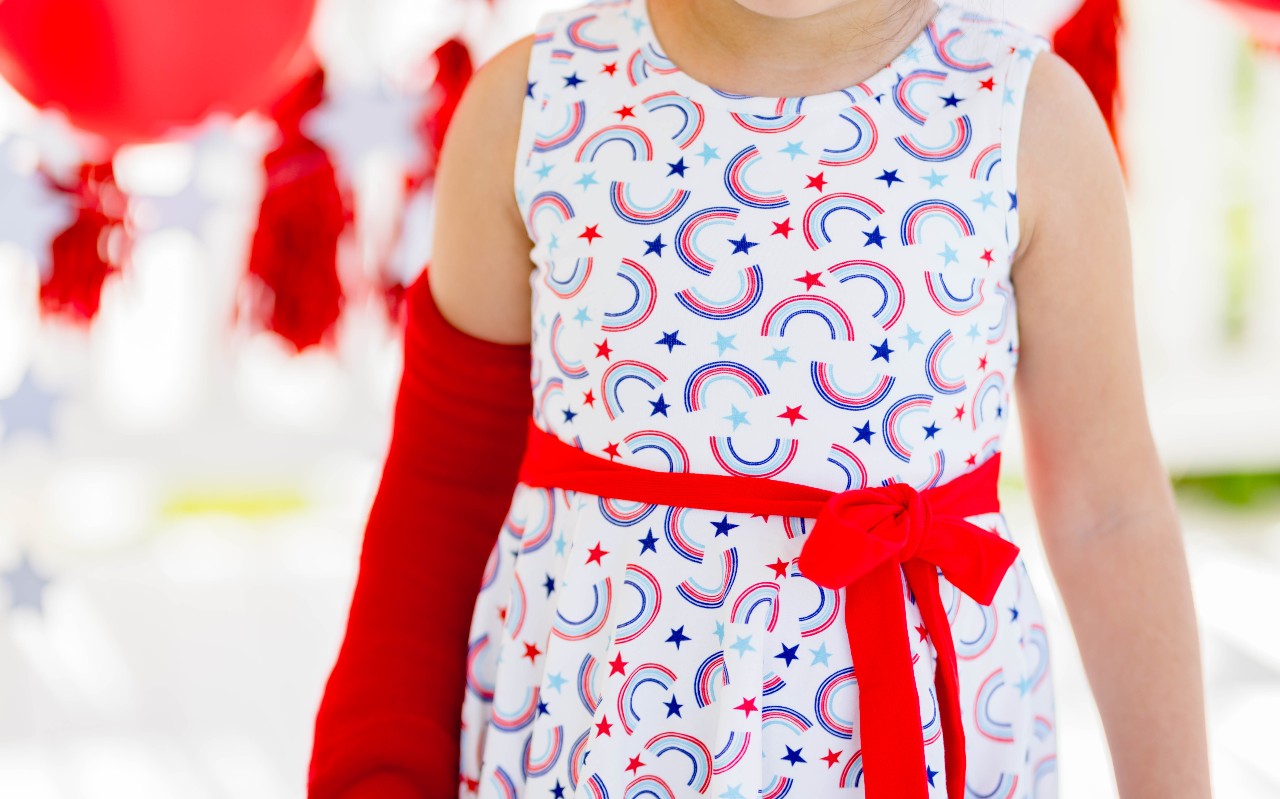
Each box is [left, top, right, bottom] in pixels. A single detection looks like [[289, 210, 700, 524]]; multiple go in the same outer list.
[[40, 160, 127, 323], [1052, 0, 1123, 151], [243, 67, 348, 353]]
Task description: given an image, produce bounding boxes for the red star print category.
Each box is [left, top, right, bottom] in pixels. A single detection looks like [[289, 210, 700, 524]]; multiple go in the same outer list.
[[822, 749, 842, 768], [772, 218, 793, 237], [608, 651, 628, 675], [601, 62, 618, 76], [497, 605, 507, 621], [954, 404, 966, 421], [965, 452, 978, 466], [579, 224, 602, 244], [778, 405, 808, 426], [625, 755, 645, 773], [582, 389, 596, 406], [586, 542, 609, 565], [735, 696, 758, 717], [795, 271, 824, 290], [805, 172, 827, 191], [602, 441, 622, 461], [767, 557, 790, 579], [979, 76, 996, 91], [595, 338, 613, 359], [750, 512, 773, 522], [977, 353, 988, 371], [463, 775, 480, 792], [614, 105, 635, 119], [595, 715, 613, 736], [523, 641, 542, 662], [915, 623, 928, 642], [980, 248, 995, 265]]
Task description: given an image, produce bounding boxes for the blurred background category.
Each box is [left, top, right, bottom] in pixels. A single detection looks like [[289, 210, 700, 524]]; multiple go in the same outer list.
[[0, 0, 1277, 796]]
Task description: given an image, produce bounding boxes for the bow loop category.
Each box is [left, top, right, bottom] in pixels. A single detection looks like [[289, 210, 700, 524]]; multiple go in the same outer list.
[[796, 481, 927, 589]]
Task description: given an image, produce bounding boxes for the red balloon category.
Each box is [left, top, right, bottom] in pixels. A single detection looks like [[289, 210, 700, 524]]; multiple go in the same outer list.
[[0, 0, 317, 144]]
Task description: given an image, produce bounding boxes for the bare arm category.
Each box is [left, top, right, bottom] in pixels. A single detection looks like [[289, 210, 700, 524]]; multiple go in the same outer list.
[[429, 34, 537, 343], [1012, 52, 1213, 798]]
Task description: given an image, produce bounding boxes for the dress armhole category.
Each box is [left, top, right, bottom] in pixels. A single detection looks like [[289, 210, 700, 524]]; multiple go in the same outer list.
[[999, 33, 1052, 264], [512, 13, 562, 234]]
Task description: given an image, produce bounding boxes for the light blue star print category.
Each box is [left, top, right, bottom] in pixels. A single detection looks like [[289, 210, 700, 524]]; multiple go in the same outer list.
[[713, 332, 738, 355], [575, 171, 598, 190], [779, 141, 807, 160], [697, 143, 721, 164], [534, 161, 554, 180], [546, 671, 567, 692], [923, 169, 947, 188], [899, 324, 924, 349], [810, 642, 832, 666], [719, 785, 745, 799], [938, 243, 959, 266], [714, 621, 726, 645], [974, 191, 997, 211], [966, 323, 981, 342], [554, 532, 567, 555], [729, 634, 756, 657], [573, 306, 591, 326], [723, 405, 750, 430], [765, 347, 796, 368]]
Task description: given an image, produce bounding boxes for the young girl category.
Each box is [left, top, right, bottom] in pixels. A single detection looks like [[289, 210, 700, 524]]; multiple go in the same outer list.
[[309, 1, 1214, 797]]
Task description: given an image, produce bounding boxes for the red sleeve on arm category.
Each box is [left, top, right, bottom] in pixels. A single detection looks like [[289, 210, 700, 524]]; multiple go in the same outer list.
[[308, 268, 532, 798]]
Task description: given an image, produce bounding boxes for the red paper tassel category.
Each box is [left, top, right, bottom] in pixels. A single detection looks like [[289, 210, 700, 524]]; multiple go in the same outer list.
[[1052, 0, 1123, 151], [382, 37, 474, 324], [416, 37, 474, 190], [40, 161, 127, 323], [243, 67, 347, 353]]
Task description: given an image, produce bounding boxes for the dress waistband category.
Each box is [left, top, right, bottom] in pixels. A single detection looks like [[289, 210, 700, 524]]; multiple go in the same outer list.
[[515, 416, 1020, 799]]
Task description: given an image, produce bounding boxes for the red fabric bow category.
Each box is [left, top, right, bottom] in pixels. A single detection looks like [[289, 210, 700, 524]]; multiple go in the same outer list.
[[517, 418, 1019, 799]]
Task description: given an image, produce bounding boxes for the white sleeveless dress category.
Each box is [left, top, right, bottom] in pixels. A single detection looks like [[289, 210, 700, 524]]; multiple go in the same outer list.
[[459, 1, 1058, 796]]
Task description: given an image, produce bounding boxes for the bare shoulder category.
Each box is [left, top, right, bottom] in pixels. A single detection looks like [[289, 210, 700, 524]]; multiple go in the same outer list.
[[1014, 49, 1126, 268], [428, 33, 538, 345]]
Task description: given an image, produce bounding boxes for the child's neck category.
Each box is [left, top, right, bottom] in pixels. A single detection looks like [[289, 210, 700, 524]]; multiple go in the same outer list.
[[646, 0, 941, 98]]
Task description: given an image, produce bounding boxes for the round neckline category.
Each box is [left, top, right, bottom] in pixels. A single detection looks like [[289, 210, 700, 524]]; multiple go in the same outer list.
[[628, 0, 954, 115]]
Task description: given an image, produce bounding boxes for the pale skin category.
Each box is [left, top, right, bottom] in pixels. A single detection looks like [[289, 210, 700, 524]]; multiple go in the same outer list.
[[428, 1, 1214, 795]]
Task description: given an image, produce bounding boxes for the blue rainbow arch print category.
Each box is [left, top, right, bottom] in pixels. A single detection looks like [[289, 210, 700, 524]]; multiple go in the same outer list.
[[761, 295, 856, 341], [827, 259, 905, 329], [712, 731, 751, 774], [925, 329, 968, 395], [710, 436, 799, 478], [900, 198, 976, 245], [929, 23, 995, 72], [677, 548, 739, 608], [575, 124, 655, 162], [926, 270, 985, 315], [617, 661, 677, 734], [810, 361, 894, 411], [642, 90, 706, 149], [826, 442, 870, 491], [465, 633, 496, 702], [543, 256, 592, 299], [803, 192, 885, 250], [820, 106, 878, 167], [895, 115, 973, 162], [894, 69, 948, 124], [524, 724, 564, 778], [616, 564, 663, 644], [693, 650, 728, 708], [664, 507, 708, 564], [528, 191, 575, 242], [566, 12, 618, 52], [975, 668, 1017, 743], [534, 100, 587, 152], [814, 667, 857, 738], [644, 731, 713, 793], [729, 581, 781, 631], [623, 775, 677, 799], [882, 392, 935, 462], [674, 264, 764, 320], [577, 653, 603, 714], [625, 428, 691, 472], [683, 360, 770, 411], [549, 312, 589, 379], [971, 370, 1007, 430], [602, 359, 669, 420], [675, 206, 740, 275], [492, 685, 540, 733], [970, 142, 1002, 180], [601, 258, 658, 332], [553, 578, 613, 641], [610, 181, 691, 225], [724, 145, 789, 209]]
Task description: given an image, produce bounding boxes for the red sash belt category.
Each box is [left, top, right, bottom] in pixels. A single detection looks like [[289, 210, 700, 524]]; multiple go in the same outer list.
[[515, 416, 1020, 799]]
